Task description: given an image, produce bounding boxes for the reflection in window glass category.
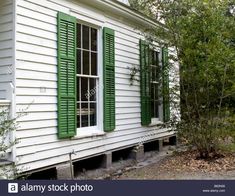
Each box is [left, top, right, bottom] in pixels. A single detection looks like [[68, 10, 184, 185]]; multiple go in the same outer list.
[[77, 49, 81, 74], [82, 25, 89, 50], [81, 103, 88, 127], [90, 103, 96, 126], [81, 77, 88, 101], [91, 52, 97, 75], [91, 28, 97, 51], [83, 51, 89, 75], [77, 24, 81, 48], [89, 78, 96, 101]]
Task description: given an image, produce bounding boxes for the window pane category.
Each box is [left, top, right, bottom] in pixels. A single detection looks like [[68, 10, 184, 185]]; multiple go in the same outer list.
[[77, 24, 81, 48], [81, 103, 88, 127], [150, 50, 154, 65], [89, 78, 96, 101], [151, 84, 154, 102], [151, 83, 160, 118], [155, 84, 159, 101], [91, 52, 97, 76], [81, 77, 88, 101], [83, 51, 89, 75], [156, 65, 160, 80], [90, 103, 97, 126], [156, 52, 159, 65], [77, 103, 81, 128], [151, 99, 154, 118], [153, 51, 156, 65], [151, 82, 154, 118], [155, 101, 159, 118], [82, 25, 89, 50], [77, 49, 81, 74], [77, 77, 80, 101], [91, 28, 97, 51], [151, 66, 156, 82], [155, 85, 159, 118]]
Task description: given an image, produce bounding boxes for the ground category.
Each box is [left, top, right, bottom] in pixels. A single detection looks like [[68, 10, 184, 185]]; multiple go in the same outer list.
[[74, 145, 235, 180], [113, 147, 235, 180]]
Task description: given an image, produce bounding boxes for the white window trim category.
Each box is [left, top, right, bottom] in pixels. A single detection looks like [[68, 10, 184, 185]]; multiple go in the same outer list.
[[75, 23, 104, 137], [149, 118, 163, 127], [151, 118, 161, 124]]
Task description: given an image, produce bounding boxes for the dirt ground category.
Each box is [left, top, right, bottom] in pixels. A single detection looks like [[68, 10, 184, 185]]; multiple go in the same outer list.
[[113, 147, 235, 180]]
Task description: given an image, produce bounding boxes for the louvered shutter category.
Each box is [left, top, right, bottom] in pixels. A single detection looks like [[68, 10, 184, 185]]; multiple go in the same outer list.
[[103, 27, 115, 132], [162, 47, 170, 122], [140, 40, 151, 126], [57, 12, 77, 138]]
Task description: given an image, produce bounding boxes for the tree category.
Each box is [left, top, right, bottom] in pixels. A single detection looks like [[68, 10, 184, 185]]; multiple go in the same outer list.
[[129, 0, 154, 17], [130, 0, 235, 159]]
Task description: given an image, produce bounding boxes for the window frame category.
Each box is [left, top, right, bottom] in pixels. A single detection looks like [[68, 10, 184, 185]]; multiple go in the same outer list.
[[149, 48, 164, 125], [75, 21, 104, 136]]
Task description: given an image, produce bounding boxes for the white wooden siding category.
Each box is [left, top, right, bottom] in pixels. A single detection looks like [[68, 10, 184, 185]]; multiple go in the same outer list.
[[0, 0, 15, 162], [0, 0, 14, 100], [15, 0, 174, 171]]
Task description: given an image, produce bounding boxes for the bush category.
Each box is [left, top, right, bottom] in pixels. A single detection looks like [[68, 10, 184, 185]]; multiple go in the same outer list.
[[131, 0, 235, 159]]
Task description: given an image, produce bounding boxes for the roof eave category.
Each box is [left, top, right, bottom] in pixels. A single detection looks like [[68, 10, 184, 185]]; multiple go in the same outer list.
[[107, 0, 164, 28], [77, 0, 164, 29]]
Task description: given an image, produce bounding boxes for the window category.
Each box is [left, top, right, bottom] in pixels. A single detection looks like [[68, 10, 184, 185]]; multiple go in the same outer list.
[[150, 50, 160, 119], [57, 12, 116, 138], [76, 24, 98, 128], [140, 40, 170, 126]]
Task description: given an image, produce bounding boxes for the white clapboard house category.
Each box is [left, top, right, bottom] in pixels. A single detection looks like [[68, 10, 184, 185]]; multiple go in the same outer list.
[[0, 0, 176, 176]]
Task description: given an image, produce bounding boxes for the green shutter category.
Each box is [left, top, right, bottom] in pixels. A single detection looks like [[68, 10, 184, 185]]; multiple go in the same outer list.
[[162, 47, 170, 122], [103, 27, 115, 132], [57, 12, 77, 138], [140, 40, 151, 126]]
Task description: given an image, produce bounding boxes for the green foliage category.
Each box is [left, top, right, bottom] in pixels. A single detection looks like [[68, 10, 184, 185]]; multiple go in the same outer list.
[[131, 0, 235, 158], [0, 109, 17, 153], [129, 0, 155, 17], [0, 106, 28, 179], [0, 108, 17, 179]]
